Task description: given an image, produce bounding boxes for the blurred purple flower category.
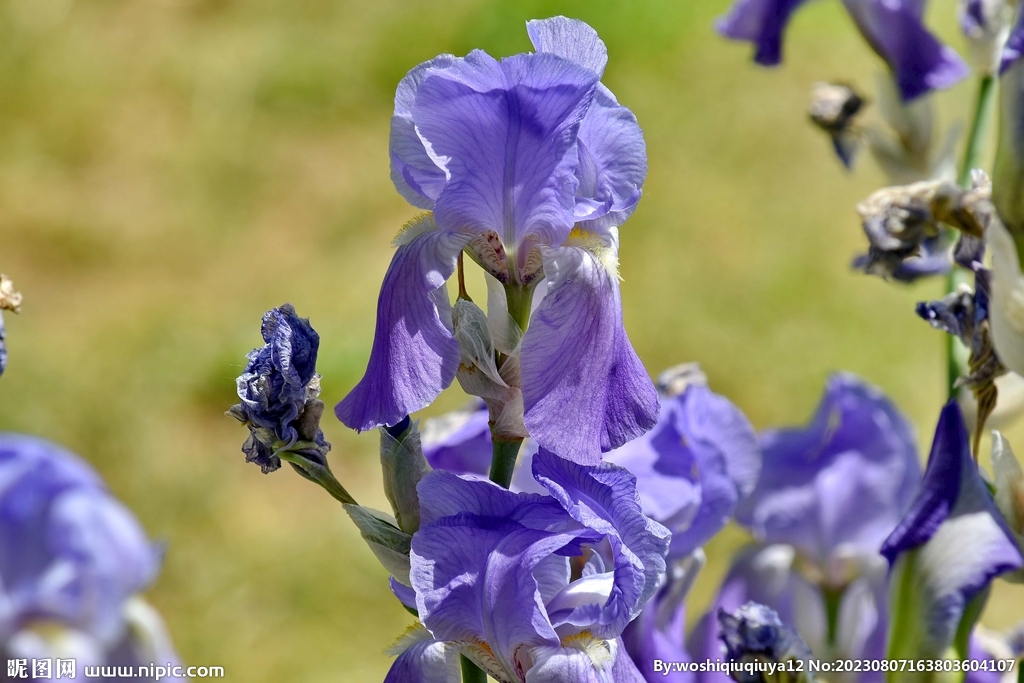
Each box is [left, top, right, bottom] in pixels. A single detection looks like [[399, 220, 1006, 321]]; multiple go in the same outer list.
[[737, 373, 921, 574], [605, 372, 761, 562], [881, 402, 1023, 659], [716, 0, 968, 101], [386, 449, 669, 682], [336, 17, 657, 464], [0, 434, 183, 680], [228, 304, 329, 474], [691, 374, 920, 683]]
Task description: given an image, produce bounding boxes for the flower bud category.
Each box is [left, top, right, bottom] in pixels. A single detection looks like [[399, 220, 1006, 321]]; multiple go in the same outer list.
[[379, 417, 431, 534], [960, 0, 1013, 75], [717, 602, 813, 683]]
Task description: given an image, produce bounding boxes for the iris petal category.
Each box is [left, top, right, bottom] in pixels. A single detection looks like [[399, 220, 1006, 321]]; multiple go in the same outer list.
[[336, 216, 471, 431], [521, 238, 658, 464], [412, 51, 598, 250]]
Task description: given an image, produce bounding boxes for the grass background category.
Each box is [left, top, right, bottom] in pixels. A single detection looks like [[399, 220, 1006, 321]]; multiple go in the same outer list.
[[1, 0, 1022, 680]]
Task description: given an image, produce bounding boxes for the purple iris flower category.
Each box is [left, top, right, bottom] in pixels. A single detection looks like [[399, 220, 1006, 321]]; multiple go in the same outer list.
[[880, 402, 1024, 659], [0, 434, 183, 680], [736, 373, 920, 574], [229, 304, 329, 474], [386, 449, 670, 682], [604, 372, 761, 562], [335, 17, 658, 464], [716, 0, 968, 101], [690, 374, 920, 683]]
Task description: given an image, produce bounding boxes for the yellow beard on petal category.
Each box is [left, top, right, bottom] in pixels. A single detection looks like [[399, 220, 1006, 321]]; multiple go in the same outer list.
[[564, 226, 619, 279]]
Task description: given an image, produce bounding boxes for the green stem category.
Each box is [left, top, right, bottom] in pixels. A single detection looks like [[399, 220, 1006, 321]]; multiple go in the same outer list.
[[503, 283, 535, 334], [822, 584, 845, 649], [957, 76, 996, 189], [277, 450, 357, 505], [485, 283, 534, 489], [945, 75, 998, 401], [461, 655, 487, 683], [489, 438, 523, 489]]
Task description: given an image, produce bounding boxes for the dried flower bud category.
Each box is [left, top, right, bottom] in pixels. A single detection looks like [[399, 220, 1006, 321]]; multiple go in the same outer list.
[[808, 82, 865, 168], [855, 174, 993, 278]]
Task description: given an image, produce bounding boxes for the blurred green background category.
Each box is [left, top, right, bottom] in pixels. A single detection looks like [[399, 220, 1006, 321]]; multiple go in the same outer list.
[[1, 0, 1022, 680]]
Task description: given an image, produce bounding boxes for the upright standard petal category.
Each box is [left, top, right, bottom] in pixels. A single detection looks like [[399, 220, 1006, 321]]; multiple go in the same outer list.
[[737, 373, 921, 570], [715, 0, 812, 65], [533, 450, 671, 639], [413, 50, 598, 252], [336, 215, 471, 431], [390, 55, 459, 209], [606, 382, 761, 561], [573, 86, 647, 233], [841, 0, 969, 101], [525, 17, 646, 232], [521, 234, 658, 464], [881, 403, 1024, 659], [526, 16, 608, 76]]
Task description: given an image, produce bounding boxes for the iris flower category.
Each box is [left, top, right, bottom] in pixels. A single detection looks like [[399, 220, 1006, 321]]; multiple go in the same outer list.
[[690, 374, 921, 683], [385, 450, 670, 682], [0, 434, 183, 679], [335, 17, 657, 464], [716, 0, 968, 101], [229, 304, 329, 474]]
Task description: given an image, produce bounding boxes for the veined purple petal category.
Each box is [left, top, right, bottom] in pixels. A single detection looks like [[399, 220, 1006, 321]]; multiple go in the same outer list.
[[421, 404, 492, 476], [841, 0, 969, 101], [521, 241, 658, 464], [532, 450, 671, 640], [715, 0, 812, 65], [574, 86, 647, 233], [390, 55, 459, 209], [527, 16, 608, 77], [526, 638, 631, 682], [413, 50, 598, 250], [609, 640, 648, 683], [336, 217, 471, 431], [526, 18, 645, 233], [608, 384, 761, 561], [738, 373, 921, 568], [412, 471, 590, 677]]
